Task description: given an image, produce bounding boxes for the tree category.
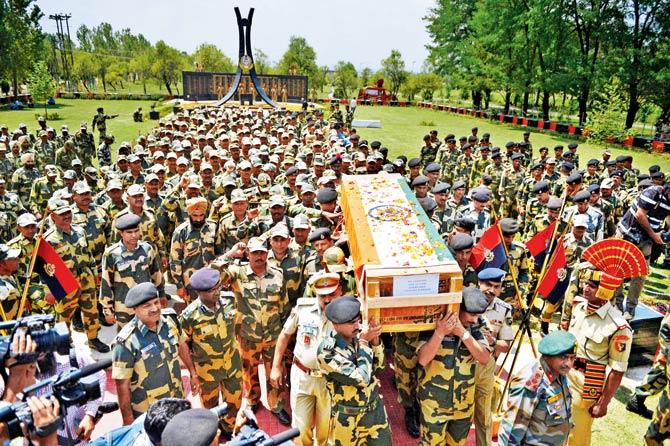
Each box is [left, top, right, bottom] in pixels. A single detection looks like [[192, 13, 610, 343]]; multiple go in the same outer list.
[[332, 61, 358, 98], [72, 51, 96, 91], [192, 43, 234, 73], [0, 0, 46, 97], [253, 48, 272, 74], [277, 36, 319, 81], [359, 67, 373, 89], [414, 72, 443, 101], [130, 48, 156, 94], [381, 50, 408, 98], [152, 40, 186, 95], [28, 60, 53, 118], [585, 78, 630, 144]]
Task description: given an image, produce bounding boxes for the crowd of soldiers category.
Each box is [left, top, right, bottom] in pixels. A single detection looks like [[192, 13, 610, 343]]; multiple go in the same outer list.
[[0, 102, 668, 446]]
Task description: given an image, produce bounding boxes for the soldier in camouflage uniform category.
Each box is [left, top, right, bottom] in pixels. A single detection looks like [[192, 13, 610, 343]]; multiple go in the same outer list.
[[499, 219, 531, 307], [29, 165, 62, 219], [271, 272, 342, 446], [474, 269, 514, 446], [91, 107, 118, 145], [179, 268, 242, 438], [33, 130, 56, 167], [499, 154, 525, 219], [112, 282, 187, 425], [318, 296, 391, 446], [54, 140, 81, 173], [211, 238, 289, 423], [498, 330, 576, 446], [525, 197, 562, 239], [455, 144, 475, 182], [523, 181, 550, 233], [0, 177, 26, 242], [74, 123, 96, 167], [416, 288, 491, 446], [11, 153, 40, 209], [217, 189, 258, 251], [420, 134, 438, 167], [100, 214, 165, 328], [268, 224, 306, 307], [71, 181, 109, 269], [469, 146, 491, 188], [0, 244, 23, 321], [484, 153, 504, 214], [170, 197, 222, 305]]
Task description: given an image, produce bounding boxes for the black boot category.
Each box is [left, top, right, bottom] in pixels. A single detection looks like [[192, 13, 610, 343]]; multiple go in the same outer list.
[[626, 394, 653, 419], [540, 322, 549, 337], [404, 407, 420, 438], [72, 310, 84, 332]]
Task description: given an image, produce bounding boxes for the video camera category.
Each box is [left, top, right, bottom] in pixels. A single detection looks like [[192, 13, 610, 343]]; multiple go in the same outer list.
[[0, 358, 110, 440], [228, 409, 299, 446], [0, 314, 70, 365]]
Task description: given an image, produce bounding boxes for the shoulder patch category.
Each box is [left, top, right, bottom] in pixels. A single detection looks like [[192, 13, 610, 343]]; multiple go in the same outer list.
[[524, 368, 542, 392], [296, 297, 317, 307], [321, 336, 335, 351], [115, 321, 136, 343]]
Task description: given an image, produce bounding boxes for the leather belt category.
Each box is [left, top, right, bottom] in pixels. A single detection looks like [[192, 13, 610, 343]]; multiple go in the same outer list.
[[293, 357, 323, 378]]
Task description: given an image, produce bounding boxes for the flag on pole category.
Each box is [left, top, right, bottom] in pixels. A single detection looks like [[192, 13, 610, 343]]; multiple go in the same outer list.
[[537, 236, 569, 304], [526, 220, 557, 271], [33, 236, 79, 301], [469, 223, 507, 272]]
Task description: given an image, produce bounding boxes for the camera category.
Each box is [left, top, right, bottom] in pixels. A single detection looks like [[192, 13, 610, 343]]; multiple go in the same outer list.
[[0, 314, 70, 365], [228, 409, 299, 446], [0, 359, 110, 440], [661, 231, 670, 244]]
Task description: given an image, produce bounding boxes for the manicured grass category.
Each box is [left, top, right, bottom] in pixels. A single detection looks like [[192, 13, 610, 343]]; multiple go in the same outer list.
[[352, 105, 669, 172]]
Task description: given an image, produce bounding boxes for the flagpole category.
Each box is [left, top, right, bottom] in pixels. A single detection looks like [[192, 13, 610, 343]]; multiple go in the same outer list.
[[489, 206, 527, 312], [18, 207, 50, 320]]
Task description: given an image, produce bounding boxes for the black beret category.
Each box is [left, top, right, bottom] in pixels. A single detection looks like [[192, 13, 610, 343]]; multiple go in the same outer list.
[[511, 153, 523, 160], [425, 163, 440, 173], [449, 233, 474, 251], [566, 172, 582, 185], [162, 409, 218, 446], [605, 160, 617, 167], [462, 287, 489, 314], [518, 141, 528, 148], [532, 181, 549, 194], [637, 173, 650, 181], [468, 136, 478, 142], [325, 296, 360, 323], [462, 143, 473, 151], [445, 134, 455, 140], [190, 267, 221, 291], [285, 166, 299, 176], [478, 268, 506, 283], [499, 218, 520, 235], [547, 197, 563, 210], [491, 152, 502, 159], [408, 157, 421, 168], [530, 163, 544, 171], [538, 330, 577, 356], [316, 188, 338, 204], [432, 182, 450, 194], [371, 141, 381, 149], [615, 155, 626, 163], [479, 145, 490, 151], [649, 165, 661, 174], [588, 184, 600, 193], [639, 179, 654, 188], [561, 162, 575, 171], [505, 141, 516, 148], [115, 213, 141, 231], [562, 152, 573, 158], [412, 175, 430, 187], [454, 217, 476, 231], [573, 190, 591, 202], [651, 172, 665, 179], [419, 196, 437, 213], [423, 134, 431, 141], [610, 170, 624, 178], [125, 282, 160, 308], [452, 180, 467, 190], [472, 189, 491, 202], [554, 145, 564, 151], [568, 143, 578, 150], [309, 227, 331, 243], [587, 159, 599, 167], [329, 156, 342, 165]]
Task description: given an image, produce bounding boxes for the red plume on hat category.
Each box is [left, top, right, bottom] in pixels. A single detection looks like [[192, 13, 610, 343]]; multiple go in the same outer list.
[[582, 239, 647, 300]]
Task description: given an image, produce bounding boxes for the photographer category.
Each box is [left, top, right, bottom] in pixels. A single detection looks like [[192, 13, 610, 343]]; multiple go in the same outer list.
[[35, 347, 107, 445]]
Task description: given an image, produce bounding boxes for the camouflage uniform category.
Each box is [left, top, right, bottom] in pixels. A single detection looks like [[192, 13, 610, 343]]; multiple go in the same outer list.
[[74, 131, 96, 166], [500, 242, 530, 307], [484, 163, 504, 214], [43, 223, 99, 340], [455, 205, 491, 241], [112, 208, 167, 261], [169, 220, 222, 303], [563, 207, 604, 242], [180, 291, 242, 433], [99, 240, 164, 327], [11, 166, 40, 208], [281, 297, 333, 446], [524, 213, 553, 239], [591, 197, 616, 238], [500, 168, 524, 219], [498, 357, 572, 446], [318, 333, 391, 446], [268, 248, 306, 307], [217, 213, 253, 251], [111, 314, 185, 419], [455, 155, 474, 182], [393, 332, 421, 420], [417, 326, 488, 446], [54, 147, 80, 173], [0, 273, 21, 321], [0, 192, 25, 242], [475, 298, 514, 446], [71, 203, 109, 267], [420, 144, 438, 167], [212, 255, 288, 413], [29, 177, 63, 216], [523, 198, 547, 234], [644, 312, 670, 445], [33, 141, 56, 167], [7, 234, 53, 317], [469, 157, 491, 189], [566, 298, 631, 446]]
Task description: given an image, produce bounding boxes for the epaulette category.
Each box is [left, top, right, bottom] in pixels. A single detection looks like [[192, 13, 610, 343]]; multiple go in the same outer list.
[[43, 227, 55, 238], [321, 336, 335, 351], [494, 298, 513, 313], [115, 320, 136, 343], [162, 308, 181, 331], [524, 365, 543, 392], [512, 240, 527, 249], [572, 296, 587, 305], [608, 306, 631, 331]]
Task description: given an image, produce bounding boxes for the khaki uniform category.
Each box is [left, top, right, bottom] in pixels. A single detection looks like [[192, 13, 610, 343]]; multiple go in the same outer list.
[[0, 192, 25, 242], [0, 273, 21, 321], [44, 224, 99, 340], [11, 166, 40, 208], [113, 208, 166, 261], [498, 357, 572, 446], [180, 292, 242, 433], [111, 315, 185, 419], [268, 249, 306, 307], [282, 298, 333, 446], [74, 131, 96, 166], [99, 240, 164, 327], [500, 242, 530, 307], [475, 298, 514, 446], [566, 298, 632, 446], [318, 333, 391, 446], [393, 331, 421, 413], [7, 234, 53, 317], [71, 203, 109, 267], [54, 147, 80, 173], [417, 327, 488, 446]]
